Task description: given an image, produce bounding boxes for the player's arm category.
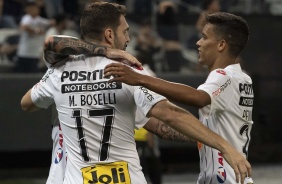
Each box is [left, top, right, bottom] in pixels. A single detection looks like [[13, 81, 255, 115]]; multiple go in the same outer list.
[[147, 100, 251, 184], [104, 63, 210, 108], [20, 24, 44, 35], [43, 35, 142, 67], [21, 89, 41, 112], [144, 117, 195, 143]]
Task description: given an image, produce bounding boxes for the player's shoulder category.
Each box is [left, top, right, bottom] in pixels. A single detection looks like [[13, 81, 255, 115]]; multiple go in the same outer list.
[[208, 68, 230, 79], [39, 68, 58, 84], [210, 68, 230, 76], [203, 68, 232, 87], [21, 14, 32, 23]]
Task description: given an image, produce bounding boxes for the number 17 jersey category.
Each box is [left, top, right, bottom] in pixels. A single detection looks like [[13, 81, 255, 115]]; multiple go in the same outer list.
[[31, 55, 166, 184]]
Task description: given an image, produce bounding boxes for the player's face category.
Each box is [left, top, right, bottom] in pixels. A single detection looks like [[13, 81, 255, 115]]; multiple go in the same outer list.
[[113, 15, 130, 51], [196, 23, 220, 67], [27, 5, 40, 17]]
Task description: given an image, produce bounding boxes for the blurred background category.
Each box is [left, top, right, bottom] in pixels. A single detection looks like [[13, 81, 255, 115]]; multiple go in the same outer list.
[[1, 0, 282, 183]]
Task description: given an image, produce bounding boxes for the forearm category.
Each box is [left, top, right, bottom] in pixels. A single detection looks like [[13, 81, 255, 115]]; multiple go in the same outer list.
[[149, 101, 229, 153], [43, 35, 107, 64], [21, 25, 43, 35], [44, 36, 142, 67], [144, 117, 195, 143], [140, 75, 203, 107], [44, 35, 107, 56], [167, 105, 229, 153], [1, 44, 17, 54]]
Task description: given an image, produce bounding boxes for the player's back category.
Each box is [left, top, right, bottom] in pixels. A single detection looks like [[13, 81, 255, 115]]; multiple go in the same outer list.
[[50, 55, 149, 184]]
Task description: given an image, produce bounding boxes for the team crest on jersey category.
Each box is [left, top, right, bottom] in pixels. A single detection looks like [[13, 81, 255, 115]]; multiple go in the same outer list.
[[216, 166, 227, 183], [54, 148, 64, 164], [216, 70, 226, 75]]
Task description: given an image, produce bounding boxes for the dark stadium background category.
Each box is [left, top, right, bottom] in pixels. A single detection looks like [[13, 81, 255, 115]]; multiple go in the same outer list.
[[1, 1, 282, 183]]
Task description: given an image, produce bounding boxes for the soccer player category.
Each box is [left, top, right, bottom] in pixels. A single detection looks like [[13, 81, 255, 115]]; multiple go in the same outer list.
[[16, 1, 53, 73], [21, 3, 251, 183], [103, 12, 254, 184]]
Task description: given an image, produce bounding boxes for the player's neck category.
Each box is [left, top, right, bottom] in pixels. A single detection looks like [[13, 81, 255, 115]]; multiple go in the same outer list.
[[209, 57, 237, 72], [84, 37, 112, 49]]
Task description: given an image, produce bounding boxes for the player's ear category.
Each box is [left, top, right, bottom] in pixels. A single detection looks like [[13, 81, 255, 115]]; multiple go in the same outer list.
[[218, 39, 227, 52], [105, 28, 114, 46]]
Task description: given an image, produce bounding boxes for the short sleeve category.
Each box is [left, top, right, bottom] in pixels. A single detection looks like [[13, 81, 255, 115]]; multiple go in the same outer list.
[[135, 108, 150, 129], [21, 15, 32, 25], [31, 69, 56, 109], [198, 69, 233, 112], [131, 68, 166, 116]]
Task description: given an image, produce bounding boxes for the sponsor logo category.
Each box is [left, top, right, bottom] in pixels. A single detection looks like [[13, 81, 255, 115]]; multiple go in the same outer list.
[[239, 83, 253, 95], [41, 69, 54, 82], [217, 166, 227, 183], [239, 97, 254, 107], [81, 161, 130, 184], [212, 79, 231, 96], [61, 82, 121, 93], [216, 70, 226, 75], [54, 148, 64, 164], [139, 86, 154, 101], [61, 70, 104, 82], [238, 83, 254, 107], [217, 152, 227, 183]]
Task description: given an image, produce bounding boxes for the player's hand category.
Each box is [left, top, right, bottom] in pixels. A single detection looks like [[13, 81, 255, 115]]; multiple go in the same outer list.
[[221, 146, 252, 184], [106, 48, 143, 69], [104, 63, 143, 85]]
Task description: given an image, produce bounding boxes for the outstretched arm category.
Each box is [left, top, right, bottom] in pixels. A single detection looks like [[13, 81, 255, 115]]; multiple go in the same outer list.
[[147, 100, 251, 184], [43, 35, 142, 68], [144, 117, 195, 143], [104, 63, 210, 108]]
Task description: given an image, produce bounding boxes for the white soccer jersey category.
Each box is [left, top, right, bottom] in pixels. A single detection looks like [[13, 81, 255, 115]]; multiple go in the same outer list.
[[196, 64, 254, 184], [17, 14, 49, 58], [31, 55, 165, 184]]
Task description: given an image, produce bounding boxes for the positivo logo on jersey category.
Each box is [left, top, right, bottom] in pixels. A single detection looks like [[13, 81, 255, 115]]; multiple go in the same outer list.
[[239, 83, 254, 107]]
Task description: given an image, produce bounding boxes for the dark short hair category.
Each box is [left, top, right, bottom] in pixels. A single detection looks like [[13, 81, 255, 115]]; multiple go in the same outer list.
[[205, 12, 249, 57], [80, 2, 127, 41]]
